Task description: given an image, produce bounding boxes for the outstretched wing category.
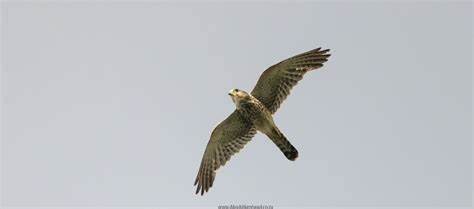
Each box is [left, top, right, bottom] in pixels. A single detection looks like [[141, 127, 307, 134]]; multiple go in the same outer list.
[[194, 110, 257, 195], [251, 47, 331, 114]]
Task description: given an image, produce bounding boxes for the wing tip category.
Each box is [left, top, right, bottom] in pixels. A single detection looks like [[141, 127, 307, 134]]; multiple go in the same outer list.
[[318, 48, 330, 54], [316, 47, 331, 63]]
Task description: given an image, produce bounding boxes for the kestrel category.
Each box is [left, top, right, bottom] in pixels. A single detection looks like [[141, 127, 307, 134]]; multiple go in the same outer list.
[[194, 47, 331, 195]]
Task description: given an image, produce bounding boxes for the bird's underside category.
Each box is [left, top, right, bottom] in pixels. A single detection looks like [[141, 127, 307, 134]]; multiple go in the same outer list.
[[194, 47, 331, 195]]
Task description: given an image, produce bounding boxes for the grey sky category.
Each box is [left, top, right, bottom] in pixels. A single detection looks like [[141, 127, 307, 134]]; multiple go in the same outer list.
[[1, 1, 472, 208]]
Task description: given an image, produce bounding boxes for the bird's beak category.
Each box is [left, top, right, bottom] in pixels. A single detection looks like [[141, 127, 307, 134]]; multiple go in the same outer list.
[[228, 90, 234, 96]]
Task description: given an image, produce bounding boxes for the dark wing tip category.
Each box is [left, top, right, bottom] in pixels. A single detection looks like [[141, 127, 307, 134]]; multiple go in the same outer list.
[[194, 172, 203, 195], [195, 182, 205, 195], [318, 48, 330, 54], [315, 48, 331, 63]]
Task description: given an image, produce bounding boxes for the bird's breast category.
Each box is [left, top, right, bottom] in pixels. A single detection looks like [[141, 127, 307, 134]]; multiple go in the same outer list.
[[237, 99, 273, 130]]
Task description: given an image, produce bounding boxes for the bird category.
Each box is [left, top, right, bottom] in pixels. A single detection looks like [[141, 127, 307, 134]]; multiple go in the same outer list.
[[194, 47, 331, 195]]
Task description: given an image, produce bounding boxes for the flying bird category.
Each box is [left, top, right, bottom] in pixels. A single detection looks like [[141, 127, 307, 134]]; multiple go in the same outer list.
[[194, 47, 331, 195]]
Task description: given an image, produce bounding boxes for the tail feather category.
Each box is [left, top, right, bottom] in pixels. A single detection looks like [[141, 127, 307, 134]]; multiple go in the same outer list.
[[268, 127, 298, 161]]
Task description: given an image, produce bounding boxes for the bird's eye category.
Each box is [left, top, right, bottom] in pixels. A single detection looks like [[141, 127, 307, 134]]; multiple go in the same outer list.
[[234, 89, 239, 92]]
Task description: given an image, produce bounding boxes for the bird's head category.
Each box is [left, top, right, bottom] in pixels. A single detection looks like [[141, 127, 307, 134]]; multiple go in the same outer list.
[[228, 88, 251, 107]]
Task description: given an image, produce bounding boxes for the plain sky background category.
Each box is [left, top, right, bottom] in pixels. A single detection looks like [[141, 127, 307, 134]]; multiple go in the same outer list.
[[1, 1, 472, 208]]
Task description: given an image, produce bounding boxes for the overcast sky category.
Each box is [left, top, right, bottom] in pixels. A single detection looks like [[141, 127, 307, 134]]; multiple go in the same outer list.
[[1, 1, 472, 208]]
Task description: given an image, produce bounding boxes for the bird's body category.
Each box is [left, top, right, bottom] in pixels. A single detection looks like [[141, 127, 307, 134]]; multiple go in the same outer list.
[[233, 90, 272, 133], [194, 47, 331, 195], [230, 89, 298, 161]]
